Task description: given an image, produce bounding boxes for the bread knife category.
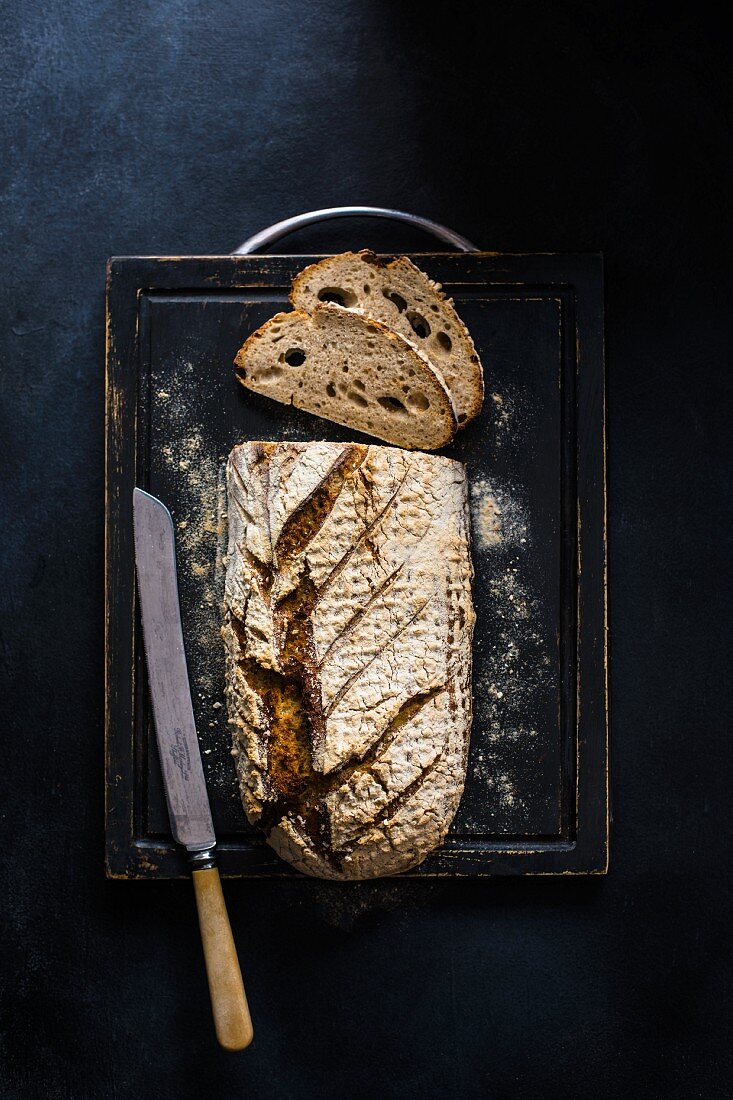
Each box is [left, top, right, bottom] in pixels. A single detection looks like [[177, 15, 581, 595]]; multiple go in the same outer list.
[[132, 487, 253, 1051]]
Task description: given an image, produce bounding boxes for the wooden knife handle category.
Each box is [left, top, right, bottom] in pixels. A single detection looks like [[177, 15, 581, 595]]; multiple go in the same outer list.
[[192, 867, 253, 1051]]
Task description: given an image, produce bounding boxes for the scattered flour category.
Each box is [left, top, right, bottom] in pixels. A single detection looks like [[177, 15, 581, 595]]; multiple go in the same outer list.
[[469, 476, 529, 551], [490, 390, 517, 450], [459, 473, 556, 832], [154, 361, 234, 796]]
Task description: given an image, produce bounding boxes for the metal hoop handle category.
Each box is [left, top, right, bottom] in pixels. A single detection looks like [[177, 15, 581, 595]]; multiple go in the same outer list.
[[232, 206, 478, 254]]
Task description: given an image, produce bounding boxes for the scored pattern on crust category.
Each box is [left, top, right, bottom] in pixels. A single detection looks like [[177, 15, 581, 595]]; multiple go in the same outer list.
[[223, 441, 475, 879]]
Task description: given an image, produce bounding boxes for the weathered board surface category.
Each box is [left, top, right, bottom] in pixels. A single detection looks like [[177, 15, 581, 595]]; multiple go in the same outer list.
[[105, 253, 607, 878]]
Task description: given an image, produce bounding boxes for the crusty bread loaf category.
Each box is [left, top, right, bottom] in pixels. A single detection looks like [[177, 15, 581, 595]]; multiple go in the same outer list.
[[290, 250, 484, 426], [234, 303, 457, 451], [223, 441, 475, 879]]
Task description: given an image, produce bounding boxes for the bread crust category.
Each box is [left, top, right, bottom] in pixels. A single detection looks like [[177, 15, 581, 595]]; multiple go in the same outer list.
[[223, 441, 475, 879]]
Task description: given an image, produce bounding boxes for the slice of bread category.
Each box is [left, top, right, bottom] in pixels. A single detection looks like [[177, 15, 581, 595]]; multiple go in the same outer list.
[[290, 251, 484, 427], [234, 303, 457, 451]]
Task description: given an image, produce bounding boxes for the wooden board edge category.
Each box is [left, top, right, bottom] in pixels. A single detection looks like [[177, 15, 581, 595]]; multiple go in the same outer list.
[[104, 259, 139, 879]]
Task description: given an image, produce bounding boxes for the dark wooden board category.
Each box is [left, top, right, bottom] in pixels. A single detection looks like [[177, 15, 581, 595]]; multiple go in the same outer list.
[[105, 253, 607, 877]]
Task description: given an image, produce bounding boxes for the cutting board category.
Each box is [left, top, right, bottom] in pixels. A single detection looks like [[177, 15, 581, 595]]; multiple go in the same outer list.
[[105, 252, 607, 877]]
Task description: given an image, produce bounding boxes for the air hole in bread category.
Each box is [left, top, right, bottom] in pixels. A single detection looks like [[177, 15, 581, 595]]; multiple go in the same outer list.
[[364, 284, 371, 294], [377, 395, 408, 416], [342, 364, 349, 373], [354, 379, 366, 392], [326, 382, 336, 398], [407, 311, 431, 339], [382, 289, 407, 312], [262, 367, 283, 381], [407, 390, 430, 411], [408, 368, 415, 377], [457, 412, 467, 423], [284, 348, 306, 366], [317, 287, 357, 307], [348, 391, 369, 407], [435, 331, 452, 353]]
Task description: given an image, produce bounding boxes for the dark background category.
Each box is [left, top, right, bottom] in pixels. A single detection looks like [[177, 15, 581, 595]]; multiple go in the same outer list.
[[1, 2, 731, 1097]]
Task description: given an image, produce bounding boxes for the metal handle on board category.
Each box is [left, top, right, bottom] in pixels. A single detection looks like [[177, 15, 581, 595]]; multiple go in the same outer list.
[[232, 206, 478, 254]]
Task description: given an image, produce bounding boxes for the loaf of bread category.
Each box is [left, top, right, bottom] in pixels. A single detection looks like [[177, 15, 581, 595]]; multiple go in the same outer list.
[[234, 303, 457, 451], [223, 441, 475, 879], [290, 250, 484, 426]]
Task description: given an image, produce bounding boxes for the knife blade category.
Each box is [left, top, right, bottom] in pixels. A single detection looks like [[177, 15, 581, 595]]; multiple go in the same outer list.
[[133, 487, 253, 1051], [133, 488, 215, 852]]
